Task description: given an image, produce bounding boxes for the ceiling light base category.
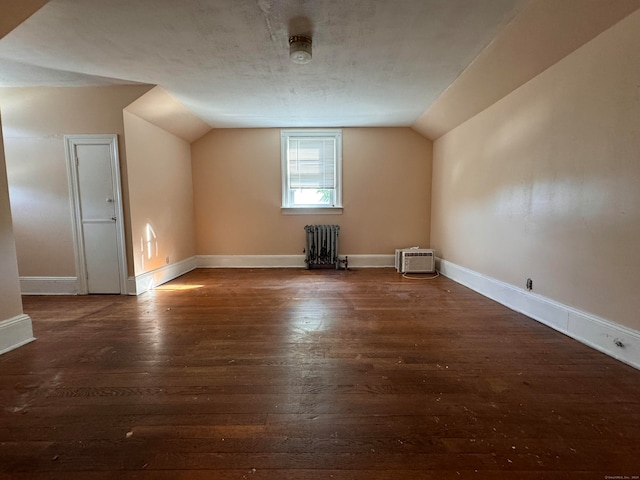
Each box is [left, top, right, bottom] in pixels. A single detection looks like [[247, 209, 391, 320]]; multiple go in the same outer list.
[[289, 35, 312, 64]]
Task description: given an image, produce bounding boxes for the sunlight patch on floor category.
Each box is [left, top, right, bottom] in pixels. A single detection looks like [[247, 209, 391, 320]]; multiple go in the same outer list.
[[153, 284, 204, 291]]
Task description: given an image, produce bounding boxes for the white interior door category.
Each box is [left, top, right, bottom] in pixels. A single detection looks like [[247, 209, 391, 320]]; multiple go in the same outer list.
[[65, 135, 127, 294]]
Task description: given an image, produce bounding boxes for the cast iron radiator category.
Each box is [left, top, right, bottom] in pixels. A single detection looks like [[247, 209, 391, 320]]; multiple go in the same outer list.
[[304, 224, 343, 269]]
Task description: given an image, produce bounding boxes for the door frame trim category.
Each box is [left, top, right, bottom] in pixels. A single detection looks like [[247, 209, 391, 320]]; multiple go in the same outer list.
[[64, 134, 128, 294]]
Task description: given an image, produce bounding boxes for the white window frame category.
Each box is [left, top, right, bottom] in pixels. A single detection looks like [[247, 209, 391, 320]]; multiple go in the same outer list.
[[281, 129, 343, 214]]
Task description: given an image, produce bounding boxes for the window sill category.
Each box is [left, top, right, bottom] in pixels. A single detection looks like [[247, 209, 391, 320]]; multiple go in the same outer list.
[[281, 207, 343, 215]]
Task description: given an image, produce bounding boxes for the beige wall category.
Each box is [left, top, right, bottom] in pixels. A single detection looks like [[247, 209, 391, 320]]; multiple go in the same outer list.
[[123, 111, 196, 275], [0, 114, 24, 319], [431, 10, 640, 331], [0, 85, 151, 277], [192, 127, 432, 255]]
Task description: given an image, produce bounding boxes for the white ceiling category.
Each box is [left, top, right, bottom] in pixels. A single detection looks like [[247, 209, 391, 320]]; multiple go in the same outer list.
[[0, 0, 530, 129]]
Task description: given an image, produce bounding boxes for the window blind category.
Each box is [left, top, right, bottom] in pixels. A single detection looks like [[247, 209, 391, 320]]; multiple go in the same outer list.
[[288, 137, 336, 189]]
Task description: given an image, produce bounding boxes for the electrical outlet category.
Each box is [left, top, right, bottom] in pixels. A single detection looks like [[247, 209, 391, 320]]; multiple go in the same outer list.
[[526, 278, 533, 291], [166, 256, 170, 264]]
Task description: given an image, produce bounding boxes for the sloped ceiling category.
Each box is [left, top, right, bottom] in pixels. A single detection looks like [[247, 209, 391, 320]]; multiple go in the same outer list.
[[0, 0, 529, 130], [0, 0, 49, 39], [1, 0, 638, 138], [413, 0, 640, 139], [124, 86, 211, 143]]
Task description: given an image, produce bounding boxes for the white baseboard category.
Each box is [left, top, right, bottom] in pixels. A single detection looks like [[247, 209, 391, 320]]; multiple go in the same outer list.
[[196, 254, 395, 269], [344, 254, 394, 268], [20, 276, 78, 295], [197, 255, 306, 268], [437, 258, 640, 370], [0, 314, 35, 355], [129, 256, 197, 295]]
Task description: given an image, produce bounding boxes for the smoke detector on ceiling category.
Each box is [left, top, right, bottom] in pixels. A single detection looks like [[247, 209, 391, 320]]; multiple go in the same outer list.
[[289, 35, 312, 64]]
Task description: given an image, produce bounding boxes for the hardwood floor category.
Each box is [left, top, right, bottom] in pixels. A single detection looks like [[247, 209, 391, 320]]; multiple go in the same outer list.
[[1, 268, 639, 479]]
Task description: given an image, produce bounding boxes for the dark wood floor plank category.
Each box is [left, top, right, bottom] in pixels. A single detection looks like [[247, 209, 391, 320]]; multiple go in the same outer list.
[[1, 268, 639, 477]]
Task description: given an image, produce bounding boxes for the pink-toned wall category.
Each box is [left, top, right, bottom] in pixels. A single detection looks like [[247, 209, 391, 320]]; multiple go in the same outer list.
[[0, 86, 151, 277], [123, 111, 196, 275], [192, 128, 432, 256], [0, 0, 46, 344], [431, 10, 640, 331], [0, 114, 23, 319]]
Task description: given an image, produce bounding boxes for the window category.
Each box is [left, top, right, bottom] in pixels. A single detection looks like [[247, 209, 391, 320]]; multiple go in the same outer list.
[[281, 129, 342, 211]]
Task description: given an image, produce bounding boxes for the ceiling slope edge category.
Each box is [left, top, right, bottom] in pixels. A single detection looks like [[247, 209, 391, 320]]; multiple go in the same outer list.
[[0, 0, 49, 40], [411, 0, 640, 141], [124, 86, 213, 143]]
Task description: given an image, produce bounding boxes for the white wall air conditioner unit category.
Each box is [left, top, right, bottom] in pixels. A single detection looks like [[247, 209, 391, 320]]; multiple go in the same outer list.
[[395, 248, 435, 273]]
